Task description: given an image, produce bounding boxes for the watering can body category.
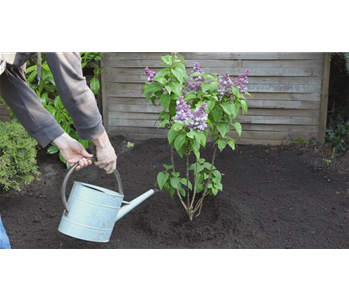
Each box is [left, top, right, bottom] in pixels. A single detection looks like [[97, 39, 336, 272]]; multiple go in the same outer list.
[[58, 163, 154, 243]]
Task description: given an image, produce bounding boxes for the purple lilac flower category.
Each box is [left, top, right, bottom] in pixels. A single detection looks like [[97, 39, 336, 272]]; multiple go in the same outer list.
[[192, 62, 203, 74], [189, 103, 208, 131], [174, 96, 192, 124], [144, 67, 156, 82], [234, 69, 250, 93], [218, 72, 233, 96], [174, 96, 208, 131], [186, 62, 204, 91]]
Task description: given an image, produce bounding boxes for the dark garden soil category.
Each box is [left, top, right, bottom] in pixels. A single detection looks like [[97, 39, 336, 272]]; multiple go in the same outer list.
[[1, 136, 349, 249]]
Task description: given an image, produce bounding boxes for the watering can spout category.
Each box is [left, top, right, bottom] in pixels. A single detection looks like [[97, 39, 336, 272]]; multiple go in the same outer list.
[[116, 189, 155, 221]]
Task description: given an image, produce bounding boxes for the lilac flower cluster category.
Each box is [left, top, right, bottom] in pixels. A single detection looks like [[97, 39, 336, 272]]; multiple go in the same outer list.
[[186, 62, 204, 91], [234, 69, 250, 93], [144, 67, 156, 82], [218, 72, 233, 96], [174, 96, 208, 131]]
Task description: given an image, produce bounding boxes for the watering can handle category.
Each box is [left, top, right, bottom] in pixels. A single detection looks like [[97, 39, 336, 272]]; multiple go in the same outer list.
[[61, 159, 124, 212]]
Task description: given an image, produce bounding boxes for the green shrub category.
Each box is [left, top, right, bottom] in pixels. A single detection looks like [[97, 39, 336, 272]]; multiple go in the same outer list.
[[0, 121, 40, 191], [326, 120, 349, 154]]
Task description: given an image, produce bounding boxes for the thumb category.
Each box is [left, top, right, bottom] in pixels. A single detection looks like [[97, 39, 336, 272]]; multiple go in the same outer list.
[[81, 147, 93, 158]]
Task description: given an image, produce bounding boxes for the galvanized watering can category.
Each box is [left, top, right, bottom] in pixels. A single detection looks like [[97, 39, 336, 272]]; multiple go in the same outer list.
[[58, 162, 154, 243]]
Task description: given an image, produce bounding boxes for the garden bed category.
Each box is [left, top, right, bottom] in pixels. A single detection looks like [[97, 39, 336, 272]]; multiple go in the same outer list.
[[1, 136, 349, 249]]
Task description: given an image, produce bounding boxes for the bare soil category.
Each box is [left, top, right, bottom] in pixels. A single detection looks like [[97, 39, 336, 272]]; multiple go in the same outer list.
[[1, 136, 349, 249]]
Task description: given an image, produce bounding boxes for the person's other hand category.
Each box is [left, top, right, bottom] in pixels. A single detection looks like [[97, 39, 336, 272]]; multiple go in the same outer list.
[[53, 133, 93, 171], [92, 131, 117, 174]]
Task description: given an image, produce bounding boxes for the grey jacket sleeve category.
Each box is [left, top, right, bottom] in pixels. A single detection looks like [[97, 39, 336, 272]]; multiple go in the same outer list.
[[45, 52, 105, 141], [0, 63, 65, 147], [0, 52, 105, 148]]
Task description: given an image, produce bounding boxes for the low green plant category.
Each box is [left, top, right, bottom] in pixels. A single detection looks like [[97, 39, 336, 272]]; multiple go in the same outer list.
[[326, 120, 349, 155], [142, 53, 252, 220], [0, 121, 40, 191], [126, 142, 135, 149]]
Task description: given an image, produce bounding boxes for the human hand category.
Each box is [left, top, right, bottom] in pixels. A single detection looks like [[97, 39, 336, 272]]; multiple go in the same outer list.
[[92, 131, 117, 174], [53, 133, 93, 171]]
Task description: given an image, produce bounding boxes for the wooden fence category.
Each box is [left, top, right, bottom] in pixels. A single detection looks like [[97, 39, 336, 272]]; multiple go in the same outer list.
[[101, 52, 331, 145]]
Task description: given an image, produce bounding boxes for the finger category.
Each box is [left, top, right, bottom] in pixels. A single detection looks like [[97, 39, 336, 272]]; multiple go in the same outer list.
[[95, 161, 107, 169], [79, 158, 85, 169], [81, 148, 93, 158], [105, 162, 114, 174], [87, 159, 93, 166], [82, 158, 88, 168]]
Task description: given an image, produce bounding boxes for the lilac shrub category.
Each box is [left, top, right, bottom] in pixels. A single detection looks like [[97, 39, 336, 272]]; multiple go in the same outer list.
[[142, 53, 252, 220]]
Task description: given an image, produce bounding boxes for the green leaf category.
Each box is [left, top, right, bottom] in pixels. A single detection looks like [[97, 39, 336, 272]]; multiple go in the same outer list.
[[27, 70, 37, 83], [170, 177, 181, 189], [213, 169, 222, 181], [45, 105, 56, 116], [192, 139, 200, 159], [90, 77, 100, 95], [207, 100, 216, 114], [215, 182, 223, 191], [187, 130, 195, 139], [220, 102, 234, 116], [154, 68, 170, 81], [79, 139, 89, 149], [240, 100, 248, 114], [177, 144, 185, 158], [168, 129, 179, 144], [172, 121, 184, 131], [171, 68, 183, 84], [54, 96, 61, 108], [165, 85, 172, 95], [209, 81, 218, 91], [180, 178, 193, 190], [217, 139, 227, 151], [232, 122, 242, 137], [160, 94, 171, 110], [157, 78, 167, 85], [169, 81, 182, 96], [179, 187, 186, 197], [158, 119, 169, 128], [161, 55, 173, 65], [211, 188, 218, 196], [184, 93, 197, 101], [217, 124, 230, 137], [233, 102, 241, 119], [147, 82, 162, 93], [163, 164, 173, 170], [201, 83, 211, 93], [227, 139, 236, 150], [59, 152, 66, 164], [47, 145, 59, 154], [157, 172, 169, 190], [62, 123, 71, 134], [207, 119, 214, 132], [212, 107, 223, 122], [174, 132, 186, 152], [196, 131, 206, 147]]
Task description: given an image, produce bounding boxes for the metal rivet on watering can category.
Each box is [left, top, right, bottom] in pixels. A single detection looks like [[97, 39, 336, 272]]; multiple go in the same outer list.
[[58, 160, 155, 243]]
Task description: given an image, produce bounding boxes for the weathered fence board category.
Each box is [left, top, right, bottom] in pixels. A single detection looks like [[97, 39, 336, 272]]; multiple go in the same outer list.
[[101, 52, 331, 145]]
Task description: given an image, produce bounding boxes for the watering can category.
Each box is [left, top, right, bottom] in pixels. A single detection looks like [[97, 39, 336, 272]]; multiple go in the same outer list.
[[58, 162, 154, 243]]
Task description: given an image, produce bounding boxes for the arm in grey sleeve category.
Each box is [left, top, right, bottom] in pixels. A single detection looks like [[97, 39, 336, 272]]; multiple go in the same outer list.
[[0, 64, 64, 148], [44, 52, 105, 141]]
